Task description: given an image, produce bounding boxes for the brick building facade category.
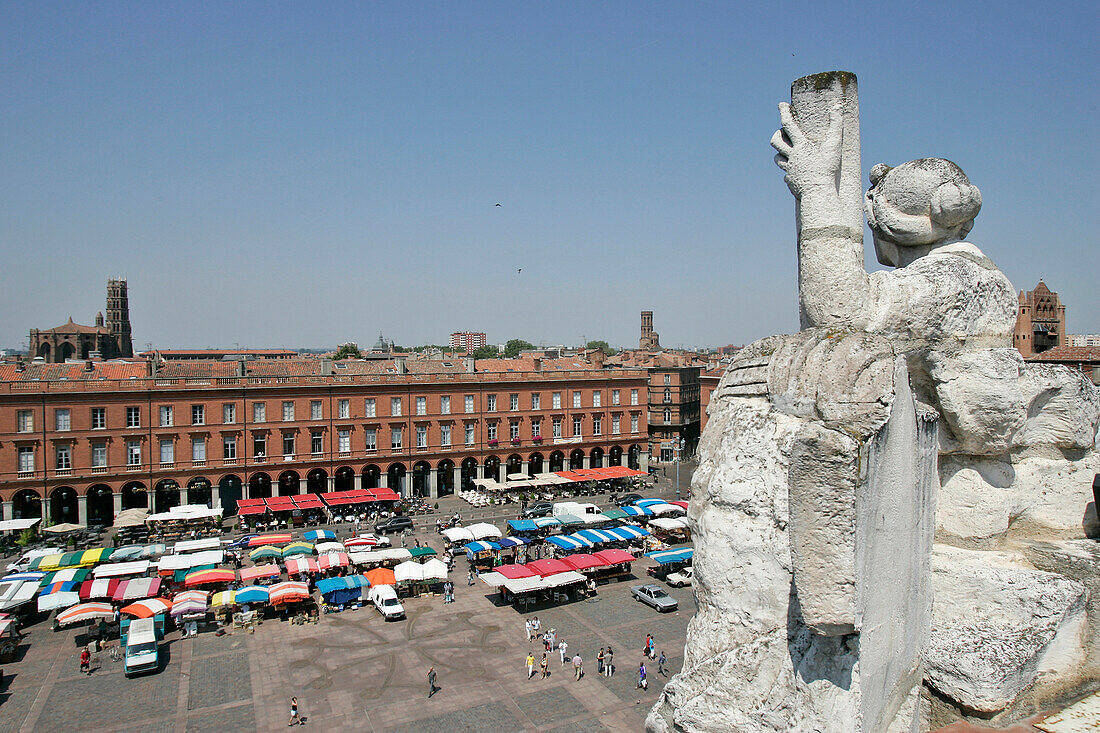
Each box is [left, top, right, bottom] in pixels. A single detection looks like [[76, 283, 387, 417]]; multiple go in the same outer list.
[[28, 279, 134, 362], [1014, 280, 1066, 357], [0, 357, 649, 526]]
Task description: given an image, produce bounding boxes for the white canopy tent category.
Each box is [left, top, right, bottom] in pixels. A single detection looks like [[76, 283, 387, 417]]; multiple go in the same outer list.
[[92, 560, 151, 578], [0, 518, 41, 533], [156, 549, 224, 571], [146, 505, 222, 523], [173, 537, 222, 554]]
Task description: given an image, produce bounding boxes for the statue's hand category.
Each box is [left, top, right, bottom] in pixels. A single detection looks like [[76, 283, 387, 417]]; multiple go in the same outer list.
[[770, 102, 842, 198]]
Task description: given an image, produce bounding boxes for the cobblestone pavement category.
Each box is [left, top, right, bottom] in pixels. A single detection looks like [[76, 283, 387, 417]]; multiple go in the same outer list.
[[0, 472, 698, 732]]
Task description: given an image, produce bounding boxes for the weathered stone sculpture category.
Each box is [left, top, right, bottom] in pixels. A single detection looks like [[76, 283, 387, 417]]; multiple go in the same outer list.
[[648, 71, 1100, 732]]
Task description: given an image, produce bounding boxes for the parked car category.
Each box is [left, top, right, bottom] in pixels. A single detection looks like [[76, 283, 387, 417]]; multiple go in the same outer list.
[[369, 585, 406, 620], [665, 566, 693, 588], [6, 547, 64, 574], [631, 584, 679, 612], [522, 502, 554, 518], [375, 516, 414, 535], [613, 493, 644, 507], [352, 533, 391, 548], [225, 535, 257, 550]]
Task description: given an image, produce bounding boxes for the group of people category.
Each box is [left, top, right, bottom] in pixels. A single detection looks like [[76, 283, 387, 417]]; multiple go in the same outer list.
[[522, 616, 668, 689]]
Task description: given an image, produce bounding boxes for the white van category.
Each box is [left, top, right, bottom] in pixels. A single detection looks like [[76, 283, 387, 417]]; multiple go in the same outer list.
[[552, 502, 599, 517], [369, 585, 405, 621], [123, 617, 160, 677], [6, 547, 64, 573]]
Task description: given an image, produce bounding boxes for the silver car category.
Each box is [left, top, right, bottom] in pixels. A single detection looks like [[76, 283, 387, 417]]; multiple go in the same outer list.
[[631, 584, 678, 612]]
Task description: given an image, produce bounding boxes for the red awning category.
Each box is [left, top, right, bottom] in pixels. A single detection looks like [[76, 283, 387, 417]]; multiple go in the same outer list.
[[559, 553, 605, 571], [369, 489, 400, 502], [524, 559, 572, 577], [236, 504, 267, 516], [293, 495, 325, 509], [494, 564, 536, 579], [235, 498, 267, 509], [592, 549, 636, 565]]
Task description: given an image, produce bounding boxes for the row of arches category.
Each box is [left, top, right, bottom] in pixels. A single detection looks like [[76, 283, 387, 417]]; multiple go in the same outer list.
[[7, 445, 643, 524]]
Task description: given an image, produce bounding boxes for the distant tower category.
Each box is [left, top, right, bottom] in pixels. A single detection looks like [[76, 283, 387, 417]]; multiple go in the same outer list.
[[106, 279, 133, 358], [639, 310, 661, 350]]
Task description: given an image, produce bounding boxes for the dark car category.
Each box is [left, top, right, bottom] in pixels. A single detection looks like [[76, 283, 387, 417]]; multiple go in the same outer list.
[[226, 535, 257, 549], [613, 493, 644, 507], [375, 516, 414, 535], [522, 502, 554, 518]]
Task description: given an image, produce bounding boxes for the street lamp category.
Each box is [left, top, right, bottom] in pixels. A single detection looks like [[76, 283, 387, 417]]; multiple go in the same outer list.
[[674, 438, 686, 500]]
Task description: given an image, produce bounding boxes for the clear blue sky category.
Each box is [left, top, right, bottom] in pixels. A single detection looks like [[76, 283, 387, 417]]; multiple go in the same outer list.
[[2, 1, 1096, 352]]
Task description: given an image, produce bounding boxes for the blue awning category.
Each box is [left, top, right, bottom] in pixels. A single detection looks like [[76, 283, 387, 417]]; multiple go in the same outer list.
[[532, 517, 563, 528], [605, 525, 649, 541], [316, 575, 370, 595], [621, 505, 652, 517], [498, 537, 528, 548], [545, 535, 590, 551], [507, 519, 538, 532], [634, 499, 668, 508], [464, 541, 501, 554], [644, 548, 694, 565]]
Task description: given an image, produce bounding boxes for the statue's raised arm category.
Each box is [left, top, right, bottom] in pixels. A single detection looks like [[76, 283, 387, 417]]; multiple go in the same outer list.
[[771, 71, 870, 330]]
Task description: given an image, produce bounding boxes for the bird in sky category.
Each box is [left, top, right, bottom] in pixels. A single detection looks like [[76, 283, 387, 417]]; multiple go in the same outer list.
[[495, 203, 501, 206], [517, 268, 522, 273]]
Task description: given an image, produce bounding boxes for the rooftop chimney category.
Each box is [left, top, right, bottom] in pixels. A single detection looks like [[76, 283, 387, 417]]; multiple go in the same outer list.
[[395, 356, 407, 374], [465, 357, 476, 373], [532, 357, 542, 372], [237, 358, 248, 378], [320, 358, 332, 376]]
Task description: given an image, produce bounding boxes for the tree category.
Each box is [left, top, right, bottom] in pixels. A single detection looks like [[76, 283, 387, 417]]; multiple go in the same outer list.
[[585, 340, 618, 356], [503, 339, 535, 358], [332, 343, 362, 360], [470, 345, 498, 360]]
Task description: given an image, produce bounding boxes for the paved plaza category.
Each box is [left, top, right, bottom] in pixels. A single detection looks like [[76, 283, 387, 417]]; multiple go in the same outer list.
[[0, 468, 697, 732]]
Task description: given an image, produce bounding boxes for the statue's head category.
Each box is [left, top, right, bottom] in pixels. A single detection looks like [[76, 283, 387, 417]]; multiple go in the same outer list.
[[865, 158, 982, 266]]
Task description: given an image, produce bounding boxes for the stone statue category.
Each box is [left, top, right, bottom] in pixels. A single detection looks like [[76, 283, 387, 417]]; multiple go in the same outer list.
[[648, 71, 1100, 733]]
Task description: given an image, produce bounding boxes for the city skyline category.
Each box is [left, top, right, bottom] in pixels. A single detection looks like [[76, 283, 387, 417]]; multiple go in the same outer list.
[[2, 2, 1097, 351]]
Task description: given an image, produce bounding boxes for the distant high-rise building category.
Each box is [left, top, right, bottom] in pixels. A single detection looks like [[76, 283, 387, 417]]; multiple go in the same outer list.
[[450, 331, 487, 351], [28, 279, 134, 362], [1014, 280, 1066, 357], [639, 311, 661, 350]]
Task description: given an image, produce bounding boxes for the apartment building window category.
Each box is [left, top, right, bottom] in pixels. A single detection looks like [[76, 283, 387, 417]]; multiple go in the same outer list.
[[531, 419, 541, 438], [364, 399, 376, 418], [440, 396, 451, 414], [440, 424, 451, 447], [487, 422, 498, 441], [311, 400, 323, 420], [664, 408, 672, 422], [573, 416, 583, 437], [612, 415, 621, 434], [192, 437, 206, 462], [283, 402, 295, 421], [510, 394, 519, 411], [338, 400, 350, 419], [159, 406, 173, 427], [92, 407, 106, 429], [223, 436, 237, 460], [17, 410, 34, 433], [531, 393, 540, 410], [364, 428, 377, 451], [223, 403, 236, 424], [593, 416, 602, 435], [631, 389, 639, 405], [664, 374, 671, 385], [391, 398, 402, 417], [17, 447, 34, 474], [509, 420, 520, 440], [337, 429, 350, 454], [572, 391, 582, 408], [55, 409, 71, 432], [416, 425, 428, 448], [611, 389, 620, 406], [127, 440, 141, 466], [553, 417, 562, 438], [311, 431, 323, 455], [552, 392, 562, 409], [465, 423, 475, 445], [56, 444, 72, 470], [664, 388, 672, 403], [464, 395, 474, 413], [192, 404, 205, 425], [282, 433, 295, 457], [159, 439, 174, 465], [391, 427, 403, 450], [593, 391, 601, 407], [416, 397, 427, 416], [92, 442, 107, 468], [487, 394, 497, 412], [252, 402, 266, 423], [253, 435, 267, 459]]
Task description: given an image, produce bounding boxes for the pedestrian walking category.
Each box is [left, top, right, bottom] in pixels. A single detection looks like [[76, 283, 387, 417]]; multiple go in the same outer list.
[[604, 646, 614, 676], [540, 653, 549, 679], [288, 697, 305, 725], [558, 639, 568, 665], [79, 648, 91, 675], [526, 652, 536, 680], [427, 667, 437, 698], [467, 568, 475, 586], [658, 650, 668, 675], [597, 647, 605, 675], [637, 662, 648, 690], [547, 628, 556, 649], [645, 634, 655, 659], [525, 618, 534, 641], [531, 616, 541, 636], [572, 653, 583, 681]]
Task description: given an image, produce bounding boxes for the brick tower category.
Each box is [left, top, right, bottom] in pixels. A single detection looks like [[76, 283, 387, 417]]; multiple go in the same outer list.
[[106, 278, 133, 358]]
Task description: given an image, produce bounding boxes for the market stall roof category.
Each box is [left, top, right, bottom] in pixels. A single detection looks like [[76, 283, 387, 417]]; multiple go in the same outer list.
[[248, 533, 293, 547], [157, 550, 223, 571], [234, 498, 267, 510], [184, 568, 236, 587], [621, 505, 653, 517], [293, 494, 326, 509], [601, 508, 628, 520], [649, 517, 690, 531], [478, 571, 507, 587], [37, 582, 80, 611], [173, 538, 222, 554], [644, 547, 694, 565], [497, 537, 527, 549], [532, 517, 562, 528], [281, 542, 315, 558], [78, 578, 120, 601], [264, 497, 296, 511], [420, 559, 448, 581], [575, 529, 619, 545], [592, 549, 636, 565], [1, 572, 46, 584], [120, 597, 172, 618], [113, 508, 150, 528], [249, 545, 283, 562], [363, 567, 396, 587], [545, 535, 591, 551], [408, 546, 437, 558], [285, 557, 319, 575], [507, 519, 538, 532], [554, 514, 585, 527], [647, 503, 686, 517], [39, 567, 90, 586], [500, 576, 544, 594], [525, 558, 573, 577], [57, 601, 114, 626], [321, 490, 359, 506], [559, 554, 605, 572], [235, 586, 270, 604], [210, 590, 236, 608], [393, 561, 424, 583], [236, 504, 267, 517], [441, 527, 475, 544], [541, 570, 588, 588], [316, 576, 370, 595], [169, 590, 209, 615], [467, 522, 503, 540], [42, 522, 84, 534], [303, 529, 336, 542], [240, 564, 281, 582], [269, 581, 310, 604], [533, 472, 574, 485], [472, 478, 504, 490], [0, 518, 40, 532], [317, 552, 349, 570], [0, 579, 43, 611], [368, 488, 400, 502], [314, 541, 345, 555], [146, 505, 222, 523], [604, 525, 649, 541], [495, 563, 536, 579], [669, 500, 690, 510], [634, 498, 668, 508], [464, 541, 500, 554], [113, 577, 162, 601]]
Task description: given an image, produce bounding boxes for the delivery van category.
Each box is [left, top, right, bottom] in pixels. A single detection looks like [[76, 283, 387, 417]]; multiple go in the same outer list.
[[369, 585, 405, 621], [123, 617, 160, 677]]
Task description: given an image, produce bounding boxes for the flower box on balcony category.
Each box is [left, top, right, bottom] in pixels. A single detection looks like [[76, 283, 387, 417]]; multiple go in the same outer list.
[[487, 439, 498, 447], [531, 436, 543, 444], [510, 438, 521, 446]]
